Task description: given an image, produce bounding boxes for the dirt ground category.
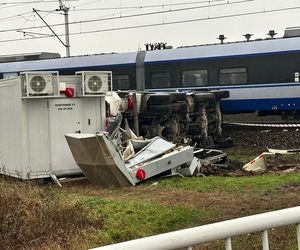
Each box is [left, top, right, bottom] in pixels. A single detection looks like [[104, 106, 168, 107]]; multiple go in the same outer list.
[[223, 126, 300, 150]]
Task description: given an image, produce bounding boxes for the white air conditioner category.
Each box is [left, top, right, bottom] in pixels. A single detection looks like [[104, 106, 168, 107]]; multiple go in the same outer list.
[[77, 71, 110, 95], [26, 73, 54, 95]]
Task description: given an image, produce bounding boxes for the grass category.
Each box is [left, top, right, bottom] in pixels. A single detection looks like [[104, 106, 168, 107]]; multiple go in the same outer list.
[[0, 177, 103, 250], [223, 146, 260, 163], [155, 172, 300, 193], [72, 195, 214, 248], [1, 146, 300, 249]]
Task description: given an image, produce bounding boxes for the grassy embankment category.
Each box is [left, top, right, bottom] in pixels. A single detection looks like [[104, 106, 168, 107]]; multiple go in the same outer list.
[[1, 166, 300, 249]]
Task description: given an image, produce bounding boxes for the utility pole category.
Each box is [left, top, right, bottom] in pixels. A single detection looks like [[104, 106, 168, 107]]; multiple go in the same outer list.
[[57, 0, 70, 57]]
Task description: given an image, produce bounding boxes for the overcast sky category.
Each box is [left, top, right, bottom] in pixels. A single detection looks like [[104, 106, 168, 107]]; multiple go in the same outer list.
[[0, 0, 300, 57]]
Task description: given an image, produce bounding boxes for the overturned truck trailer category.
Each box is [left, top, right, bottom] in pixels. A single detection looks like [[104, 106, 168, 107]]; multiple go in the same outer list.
[[106, 90, 231, 148]]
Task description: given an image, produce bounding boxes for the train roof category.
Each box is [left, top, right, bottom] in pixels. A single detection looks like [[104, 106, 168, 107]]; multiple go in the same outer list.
[[144, 36, 300, 63], [0, 52, 137, 74], [1, 36, 300, 74]]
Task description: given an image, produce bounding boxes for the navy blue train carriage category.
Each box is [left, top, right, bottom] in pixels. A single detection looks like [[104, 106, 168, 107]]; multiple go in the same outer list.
[[1, 29, 300, 117]]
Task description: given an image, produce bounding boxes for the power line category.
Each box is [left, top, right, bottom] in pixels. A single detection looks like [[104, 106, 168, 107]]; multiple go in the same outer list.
[[73, 0, 103, 8], [0, 0, 76, 4], [1, 5, 300, 44], [0, 0, 77, 10], [0, 11, 33, 22], [0, 0, 253, 33], [71, 0, 226, 11]]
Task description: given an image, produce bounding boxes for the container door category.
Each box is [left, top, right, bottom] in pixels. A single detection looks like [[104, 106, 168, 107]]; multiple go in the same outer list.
[[48, 98, 82, 175]]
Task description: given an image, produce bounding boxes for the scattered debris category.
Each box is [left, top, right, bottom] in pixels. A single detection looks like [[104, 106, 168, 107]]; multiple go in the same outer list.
[[242, 153, 268, 173], [243, 148, 300, 173], [50, 174, 62, 188]]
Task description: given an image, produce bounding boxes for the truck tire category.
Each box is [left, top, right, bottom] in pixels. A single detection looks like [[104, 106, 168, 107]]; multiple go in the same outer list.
[[147, 104, 173, 115], [189, 127, 201, 135], [194, 92, 216, 103], [172, 102, 187, 113], [211, 90, 230, 100], [147, 94, 172, 105], [170, 92, 187, 102]]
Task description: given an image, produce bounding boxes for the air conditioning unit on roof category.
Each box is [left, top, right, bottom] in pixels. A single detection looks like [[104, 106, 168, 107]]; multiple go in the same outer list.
[[76, 71, 112, 96]]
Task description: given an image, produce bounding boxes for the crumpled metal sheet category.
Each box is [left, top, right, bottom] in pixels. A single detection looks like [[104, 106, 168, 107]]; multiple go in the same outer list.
[[126, 136, 176, 168], [65, 133, 135, 187]]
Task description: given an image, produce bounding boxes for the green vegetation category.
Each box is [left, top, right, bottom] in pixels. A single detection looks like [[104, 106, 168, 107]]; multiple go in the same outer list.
[[223, 146, 260, 163], [75, 196, 213, 247], [1, 155, 299, 249], [156, 172, 300, 193]]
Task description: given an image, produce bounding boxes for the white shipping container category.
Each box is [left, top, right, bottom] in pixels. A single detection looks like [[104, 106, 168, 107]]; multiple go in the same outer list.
[[0, 76, 106, 179]]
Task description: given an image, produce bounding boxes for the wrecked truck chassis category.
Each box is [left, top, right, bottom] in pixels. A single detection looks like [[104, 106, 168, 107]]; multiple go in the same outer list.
[[106, 90, 231, 148], [65, 133, 227, 187]]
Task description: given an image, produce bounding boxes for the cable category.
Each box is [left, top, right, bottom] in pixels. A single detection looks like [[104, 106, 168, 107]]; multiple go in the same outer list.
[[0, 0, 76, 4], [73, 0, 103, 8], [0, 11, 33, 22], [0, 0, 78, 10], [1, 5, 300, 44], [71, 0, 226, 11], [0, 0, 253, 33]]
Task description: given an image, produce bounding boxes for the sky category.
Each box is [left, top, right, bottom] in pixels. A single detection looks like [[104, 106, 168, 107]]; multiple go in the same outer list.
[[0, 0, 300, 57]]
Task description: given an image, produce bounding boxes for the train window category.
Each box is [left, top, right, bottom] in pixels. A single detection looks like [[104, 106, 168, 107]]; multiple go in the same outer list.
[[181, 70, 208, 86], [151, 72, 171, 88], [113, 75, 130, 90], [219, 68, 247, 85]]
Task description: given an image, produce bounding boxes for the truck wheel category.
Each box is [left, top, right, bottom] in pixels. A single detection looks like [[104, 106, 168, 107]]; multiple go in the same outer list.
[[194, 92, 216, 103], [189, 127, 201, 135], [170, 92, 187, 102], [147, 94, 172, 105], [172, 102, 187, 113], [147, 104, 173, 114]]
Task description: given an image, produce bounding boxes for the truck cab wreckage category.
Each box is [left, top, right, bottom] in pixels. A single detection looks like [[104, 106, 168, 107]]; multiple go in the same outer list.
[[65, 116, 227, 187]]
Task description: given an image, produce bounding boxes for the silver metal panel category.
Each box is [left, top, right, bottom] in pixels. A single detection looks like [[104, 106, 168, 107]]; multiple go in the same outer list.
[[126, 137, 176, 168], [135, 51, 146, 91], [0, 78, 26, 178], [65, 133, 135, 187]]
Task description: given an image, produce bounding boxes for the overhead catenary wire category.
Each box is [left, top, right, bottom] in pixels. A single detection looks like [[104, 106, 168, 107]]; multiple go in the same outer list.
[[73, 0, 103, 8], [71, 0, 227, 11], [0, 0, 77, 4], [0, 1, 75, 10], [0, 0, 253, 33], [1, 4, 300, 44], [0, 11, 33, 22]]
